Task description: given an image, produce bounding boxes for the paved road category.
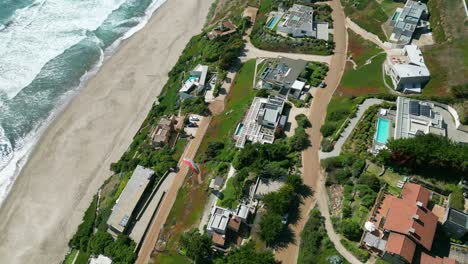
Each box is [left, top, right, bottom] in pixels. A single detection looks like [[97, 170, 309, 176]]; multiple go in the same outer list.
[[274, 0, 357, 262], [320, 98, 384, 159], [135, 116, 211, 264]]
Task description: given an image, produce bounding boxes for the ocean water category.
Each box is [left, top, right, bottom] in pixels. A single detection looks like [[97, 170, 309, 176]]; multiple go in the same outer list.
[[0, 0, 166, 204]]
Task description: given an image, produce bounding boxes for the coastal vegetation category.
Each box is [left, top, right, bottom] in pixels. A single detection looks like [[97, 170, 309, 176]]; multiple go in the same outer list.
[[179, 230, 279, 264], [298, 208, 347, 264], [250, 0, 334, 55]]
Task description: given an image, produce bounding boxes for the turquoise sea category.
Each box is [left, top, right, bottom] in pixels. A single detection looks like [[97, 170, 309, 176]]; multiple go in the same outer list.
[[0, 0, 166, 203]]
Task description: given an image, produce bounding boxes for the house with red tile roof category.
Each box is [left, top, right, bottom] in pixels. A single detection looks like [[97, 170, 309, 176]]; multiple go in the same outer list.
[[363, 183, 457, 264], [420, 252, 457, 264]]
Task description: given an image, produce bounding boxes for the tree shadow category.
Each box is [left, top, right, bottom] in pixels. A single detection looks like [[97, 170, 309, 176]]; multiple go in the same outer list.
[[268, 226, 297, 250]]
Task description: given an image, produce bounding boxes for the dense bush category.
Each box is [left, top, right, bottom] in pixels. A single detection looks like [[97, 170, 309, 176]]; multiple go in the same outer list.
[[180, 229, 213, 264], [450, 187, 465, 211], [340, 219, 362, 241], [295, 114, 312, 128], [69, 196, 98, 250], [320, 138, 334, 152], [220, 241, 279, 264], [380, 134, 468, 176], [357, 173, 381, 192], [320, 123, 337, 137]]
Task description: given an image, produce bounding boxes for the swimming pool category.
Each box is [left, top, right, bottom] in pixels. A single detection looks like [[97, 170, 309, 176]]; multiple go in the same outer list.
[[375, 118, 390, 144], [188, 76, 198, 81], [235, 123, 244, 136], [267, 16, 280, 30], [391, 11, 401, 22]]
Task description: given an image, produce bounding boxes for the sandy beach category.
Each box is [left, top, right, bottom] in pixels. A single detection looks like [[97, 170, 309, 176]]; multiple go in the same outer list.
[[0, 0, 211, 263]]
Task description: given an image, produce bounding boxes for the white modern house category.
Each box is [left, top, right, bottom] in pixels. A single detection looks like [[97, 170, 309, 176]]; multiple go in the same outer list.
[[385, 45, 430, 93], [179, 64, 209, 95], [276, 4, 329, 40], [394, 97, 446, 139]]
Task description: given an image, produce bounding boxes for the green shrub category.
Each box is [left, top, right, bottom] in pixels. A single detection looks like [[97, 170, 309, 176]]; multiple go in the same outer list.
[[69, 196, 98, 250], [321, 123, 337, 137], [321, 138, 334, 152], [340, 219, 362, 241], [450, 187, 465, 211]]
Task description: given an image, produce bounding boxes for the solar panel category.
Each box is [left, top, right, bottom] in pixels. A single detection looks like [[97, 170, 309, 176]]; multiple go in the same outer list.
[[420, 104, 432, 118], [409, 100, 420, 116]]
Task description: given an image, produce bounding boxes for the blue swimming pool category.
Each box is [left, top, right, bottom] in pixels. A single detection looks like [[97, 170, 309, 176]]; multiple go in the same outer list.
[[375, 118, 390, 144], [267, 16, 280, 30]]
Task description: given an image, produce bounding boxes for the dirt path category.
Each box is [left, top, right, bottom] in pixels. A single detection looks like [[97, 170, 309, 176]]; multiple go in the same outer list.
[[317, 181, 362, 264], [274, 0, 350, 262], [345, 18, 388, 50], [135, 116, 211, 264]]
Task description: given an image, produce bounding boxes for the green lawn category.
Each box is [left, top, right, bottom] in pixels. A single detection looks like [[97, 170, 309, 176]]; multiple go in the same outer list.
[[74, 251, 90, 264], [198, 59, 257, 156], [340, 53, 386, 93], [217, 177, 239, 209], [172, 137, 188, 160], [157, 252, 191, 264], [63, 249, 78, 264], [380, 0, 404, 17], [341, 0, 388, 41], [347, 29, 383, 67]]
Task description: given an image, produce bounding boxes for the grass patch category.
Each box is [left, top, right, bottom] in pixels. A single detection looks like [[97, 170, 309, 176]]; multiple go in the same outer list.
[[340, 53, 387, 94], [74, 251, 90, 264], [217, 177, 240, 209], [172, 138, 188, 160], [63, 249, 78, 264], [198, 59, 257, 158], [347, 29, 383, 67], [156, 252, 191, 264], [341, 0, 388, 41]]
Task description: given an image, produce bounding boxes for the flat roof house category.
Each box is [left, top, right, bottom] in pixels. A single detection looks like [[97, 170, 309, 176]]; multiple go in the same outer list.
[[107, 166, 154, 237], [179, 64, 209, 98], [442, 207, 468, 240], [385, 45, 430, 93], [276, 4, 329, 40], [235, 96, 285, 148], [206, 205, 250, 248], [394, 97, 446, 139], [389, 0, 428, 45], [258, 57, 308, 97]]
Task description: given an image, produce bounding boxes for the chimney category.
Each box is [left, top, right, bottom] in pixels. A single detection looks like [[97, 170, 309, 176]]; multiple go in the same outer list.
[[408, 227, 415, 234], [416, 201, 423, 208], [412, 214, 419, 220]]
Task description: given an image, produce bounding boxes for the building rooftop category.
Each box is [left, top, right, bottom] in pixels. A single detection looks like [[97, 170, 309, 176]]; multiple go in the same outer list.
[[235, 96, 285, 148], [279, 4, 314, 32], [421, 252, 458, 264], [261, 57, 308, 89], [89, 255, 113, 264], [251, 177, 285, 199], [107, 166, 154, 234], [445, 208, 468, 230], [386, 233, 417, 264], [382, 184, 438, 251], [179, 64, 208, 93], [207, 207, 231, 233], [394, 97, 445, 139], [401, 182, 431, 207], [390, 0, 428, 44]]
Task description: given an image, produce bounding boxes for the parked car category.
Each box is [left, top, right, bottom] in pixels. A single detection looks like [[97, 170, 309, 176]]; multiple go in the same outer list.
[[189, 115, 200, 122], [319, 80, 326, 88], [187, 122, 198, 128]]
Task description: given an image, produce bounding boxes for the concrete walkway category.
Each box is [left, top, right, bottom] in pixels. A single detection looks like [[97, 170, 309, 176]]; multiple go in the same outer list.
[[320, 98, 384, 159], [317, 180, 363, 264], [345, 18, 388, 51]]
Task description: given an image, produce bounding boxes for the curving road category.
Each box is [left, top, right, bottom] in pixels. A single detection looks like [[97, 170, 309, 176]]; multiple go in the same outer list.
[[274, 1, 362, 263]]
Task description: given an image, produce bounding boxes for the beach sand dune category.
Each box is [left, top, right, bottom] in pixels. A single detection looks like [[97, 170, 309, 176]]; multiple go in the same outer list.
[[0, 0, 211, 263]]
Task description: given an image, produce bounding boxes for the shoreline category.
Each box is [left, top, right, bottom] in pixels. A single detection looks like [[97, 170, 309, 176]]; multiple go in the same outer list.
[[0, 0, 211, 263]]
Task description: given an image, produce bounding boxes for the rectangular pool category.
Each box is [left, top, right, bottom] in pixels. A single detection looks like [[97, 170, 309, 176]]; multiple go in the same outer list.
[[375, 118, 390, 144], [267, 16, 280, 30]]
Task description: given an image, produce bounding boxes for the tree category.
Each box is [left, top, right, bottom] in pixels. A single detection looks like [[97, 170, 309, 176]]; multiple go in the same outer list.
[[286, 174, 303, 191], [257, 162, 288, 179], [295, 114, 311, 128], [87, 231, 113, 255], [357, 173, 381, 192], [104, 235, 136, 263], [320, 123, 336, 137], [257, 89, 270, 98], [205, 141, 225, 161], [221, 241, 278, 264], [288, 128, 310, 151], [180, 229, 213, 263], [181, 96, 209, 115], [263, 185, 294, 215], [341, 219, 362, 241], [260, 212, 284, 245]]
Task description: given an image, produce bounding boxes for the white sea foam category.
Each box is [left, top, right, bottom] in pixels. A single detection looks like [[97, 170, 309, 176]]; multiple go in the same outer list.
[[0, 0, 167, 205], [0, 0, 128, 100]]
